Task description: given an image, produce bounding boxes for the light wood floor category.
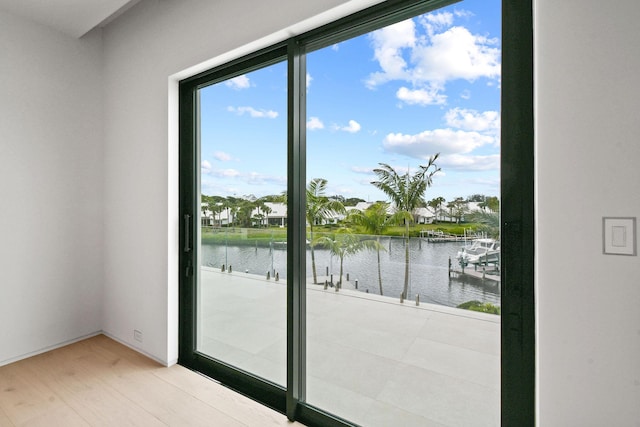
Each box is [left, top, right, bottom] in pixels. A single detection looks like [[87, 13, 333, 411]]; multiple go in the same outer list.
[[0, 335, 303, 426]]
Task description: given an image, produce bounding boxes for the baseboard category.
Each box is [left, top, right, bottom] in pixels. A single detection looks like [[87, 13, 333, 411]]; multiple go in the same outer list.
[[100, 331, 176, 367], [0, 331, 102, 368], [0, 330, 179, 368]]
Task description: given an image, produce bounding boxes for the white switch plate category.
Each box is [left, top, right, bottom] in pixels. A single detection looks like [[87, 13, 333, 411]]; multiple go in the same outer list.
[[603, 217, 637, 256]]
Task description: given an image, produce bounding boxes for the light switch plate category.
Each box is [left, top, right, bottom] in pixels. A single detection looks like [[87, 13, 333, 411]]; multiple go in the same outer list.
[[603, 217, 637, 256]]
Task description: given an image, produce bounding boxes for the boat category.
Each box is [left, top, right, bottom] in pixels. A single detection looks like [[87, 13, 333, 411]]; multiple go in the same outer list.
[[456, 238, 500, 267]]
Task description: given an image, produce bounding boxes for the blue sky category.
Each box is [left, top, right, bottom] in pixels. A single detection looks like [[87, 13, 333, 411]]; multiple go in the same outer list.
[[200, 0, 500, 204]]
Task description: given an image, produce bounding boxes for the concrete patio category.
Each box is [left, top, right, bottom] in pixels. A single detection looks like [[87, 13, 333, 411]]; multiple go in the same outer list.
[[198, 268, 500, 427]]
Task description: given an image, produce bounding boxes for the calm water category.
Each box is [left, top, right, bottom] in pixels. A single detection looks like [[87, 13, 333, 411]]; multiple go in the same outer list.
[[201, 236, 500, 308]]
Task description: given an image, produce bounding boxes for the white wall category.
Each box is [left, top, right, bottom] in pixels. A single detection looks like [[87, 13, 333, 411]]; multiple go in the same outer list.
[[536, 0, 640, 424], [0, 12, 104, 364]]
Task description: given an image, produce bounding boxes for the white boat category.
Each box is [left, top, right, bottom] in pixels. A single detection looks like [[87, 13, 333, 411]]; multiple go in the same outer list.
[[456, 238, 500, 267]]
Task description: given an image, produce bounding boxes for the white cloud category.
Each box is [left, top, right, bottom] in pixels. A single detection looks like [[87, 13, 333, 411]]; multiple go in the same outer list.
[[421, 11, 453, 36], [438, 154, 500, 171], [213, 151, 232, 161], [204, 168, 286, 190], [215, 168, 241, 177], [201, 160, 212, 173], [225, 75, 251, 90], [445, 108, 500, 132], [246, 172, 287, 186], [396, 86, 447, 105], [460, 89, 471, 100], [339, 120, 361, 133], [454, 9, 475, 19], [307, 73, 313, 88], [202, 165, 241, 177], [366, 11, 500, 104], [307, 116, 324, 130], [351, 166, 374, 174], [383, 128, 494, 158], [411, 26, 500, 84], [366, 19, 416, 88], [227, 106, 278, 119]]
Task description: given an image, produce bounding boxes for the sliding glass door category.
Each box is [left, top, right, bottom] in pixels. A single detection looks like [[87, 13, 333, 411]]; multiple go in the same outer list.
[[304, 5, 501, 424], [195, 61, 288, 386], [179, 1, 534, 426]]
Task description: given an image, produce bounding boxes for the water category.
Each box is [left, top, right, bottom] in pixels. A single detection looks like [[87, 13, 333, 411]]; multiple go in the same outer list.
[[201, 236, 500, 308]]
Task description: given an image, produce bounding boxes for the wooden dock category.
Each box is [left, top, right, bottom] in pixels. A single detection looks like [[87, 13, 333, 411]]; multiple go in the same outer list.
[[449, 266, 500, 283], [447, 254, 500, 283], [421, 230, 465, 243], [420, 230, 484, 243]]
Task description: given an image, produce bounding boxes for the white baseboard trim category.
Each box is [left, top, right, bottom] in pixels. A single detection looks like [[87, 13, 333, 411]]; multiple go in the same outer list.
[[100, 331, 176, 367], [0, 331, 102, 368], [0, 331, 178, 368]]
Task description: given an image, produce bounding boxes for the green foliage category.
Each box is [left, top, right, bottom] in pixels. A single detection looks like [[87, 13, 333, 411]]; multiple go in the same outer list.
[[201, 227, 287, 245], [485, 196, 500, 212], [345, 203, 390, 295], [446, 197, 468, 223], [344, 197, 366, 206], [307, 178, 346, 284], [465, 210, 500, 239], [371, 155, 440, 216], [457, 300, 501, 315], [467, 194, 486, 202], [316, 230, 384, 287], [371, 154, 440, 298]]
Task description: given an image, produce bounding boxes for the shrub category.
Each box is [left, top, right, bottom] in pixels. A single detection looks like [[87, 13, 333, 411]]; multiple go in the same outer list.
[[457, 300, 501, 315]]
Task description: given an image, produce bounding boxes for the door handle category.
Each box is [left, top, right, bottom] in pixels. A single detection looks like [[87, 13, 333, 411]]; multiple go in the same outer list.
[[184, 214, 191, 252]]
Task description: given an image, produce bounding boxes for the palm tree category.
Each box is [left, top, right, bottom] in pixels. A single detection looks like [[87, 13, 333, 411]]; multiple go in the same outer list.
[[234, 199, 254, 227], [201, 195, 211, 227], [306, 178, 345, 284], [261, 204, 272, 228], [221, 198, 231, 227], [428, 196, 446, 222], [449, 197, 468, 223], [371, 154, 440, 298], [316, 230, 377, 288], [347, 202, 391, 295], [211, 203, 224, 227], [485, 196, 499, 213], [467, 210, 500, 239]]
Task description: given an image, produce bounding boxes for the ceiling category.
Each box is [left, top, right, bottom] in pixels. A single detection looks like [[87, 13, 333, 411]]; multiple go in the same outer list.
[[0, 0, 140, 38]]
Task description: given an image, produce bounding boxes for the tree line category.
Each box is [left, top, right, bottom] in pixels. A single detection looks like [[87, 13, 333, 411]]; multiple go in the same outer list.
[[203, 154, 500, 298]]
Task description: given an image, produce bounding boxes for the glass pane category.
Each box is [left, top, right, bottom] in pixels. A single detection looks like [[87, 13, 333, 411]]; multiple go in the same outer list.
[[196, 62, 287, 386], [305, 1, 501, 425]]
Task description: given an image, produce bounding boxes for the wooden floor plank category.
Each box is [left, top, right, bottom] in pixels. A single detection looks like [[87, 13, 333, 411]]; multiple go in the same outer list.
[[18, 405, 90, 427], [58, 338, 246, 426], [83, 337, 296, 425], [20, 346, 166, 427], [71, 339, 247, 426], [0, 335, 302, 427], [152, 366, 297, 426], [0, 363, 88, 426], [0, 404, 16, 427]]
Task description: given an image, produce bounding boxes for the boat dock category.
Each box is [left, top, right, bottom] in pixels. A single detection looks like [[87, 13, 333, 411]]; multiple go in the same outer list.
[[420, 229, 486, 243], [448, 256, 500, 283], [421, 230, 467, 243]]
